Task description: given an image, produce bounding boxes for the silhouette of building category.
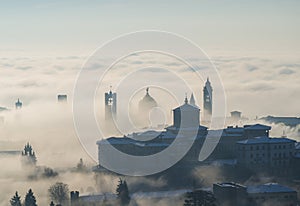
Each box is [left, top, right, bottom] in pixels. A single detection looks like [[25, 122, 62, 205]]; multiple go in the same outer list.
[[189, 93, 196, 106], [213, 182, 298, 206], [209, 124, 271, 160], [70, 191, 117, 206], [57, 94, 67, 103], [247, 183, 298, 206], [15, 98, 22, 109], [231, 111, 242, 119], [0, 106, 8, 112], [236, 136, 296, 173], [138, 87, 158, 127], [138, 88, 157, 113], [213, 182, 248, 206], [166, 95, 201, 132], [96, 95, 276, 171], [97, 96, 208, 170], [105, 87, 117, 121], [203, 78, 212, 119], [21, 142, 37, 166]]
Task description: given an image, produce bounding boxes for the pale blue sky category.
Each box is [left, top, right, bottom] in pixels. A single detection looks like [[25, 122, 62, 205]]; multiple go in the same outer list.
[[0, 0, 299, 56]]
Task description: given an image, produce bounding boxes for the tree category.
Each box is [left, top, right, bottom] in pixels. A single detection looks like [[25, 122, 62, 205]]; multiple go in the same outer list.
[[116, 178, 130, 206], [10, 191, 22, 206], [24, 189, 37, 206], [48, 182, 69, 205], [49, 201, 54, 206], [184, 190, 216, 206], [42, 167, 58, 178]]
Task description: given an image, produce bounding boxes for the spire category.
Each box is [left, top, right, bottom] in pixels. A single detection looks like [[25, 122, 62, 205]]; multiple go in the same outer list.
[[109, 85, 112, 94], [184, 93, 188, 104], [146, 87, 149, 95], [190, 93, 196, 106]]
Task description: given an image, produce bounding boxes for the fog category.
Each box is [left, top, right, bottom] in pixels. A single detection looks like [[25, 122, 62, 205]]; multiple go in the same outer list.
[[0, 54, 299, 205]]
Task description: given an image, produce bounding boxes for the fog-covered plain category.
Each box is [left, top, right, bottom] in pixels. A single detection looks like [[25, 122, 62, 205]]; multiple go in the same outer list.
[[0, 54, 299, 205]]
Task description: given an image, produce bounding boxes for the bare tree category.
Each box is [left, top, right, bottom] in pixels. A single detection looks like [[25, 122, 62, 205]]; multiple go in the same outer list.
[[48, 182, 69, 205]]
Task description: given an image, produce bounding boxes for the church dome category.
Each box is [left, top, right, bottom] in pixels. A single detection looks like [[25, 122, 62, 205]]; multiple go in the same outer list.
[[139, 88, 157, 112]]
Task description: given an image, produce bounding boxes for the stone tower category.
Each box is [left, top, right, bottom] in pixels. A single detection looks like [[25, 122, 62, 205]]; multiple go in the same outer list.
[[105, 87, 117, 121], [203, 77, 213, 119]]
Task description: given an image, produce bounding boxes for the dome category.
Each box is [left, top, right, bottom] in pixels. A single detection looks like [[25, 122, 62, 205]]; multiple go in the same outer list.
[[139, 88, 157, 112]]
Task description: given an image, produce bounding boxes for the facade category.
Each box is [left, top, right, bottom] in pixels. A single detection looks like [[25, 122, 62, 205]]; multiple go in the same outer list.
[[209, 124, 271, 160], [247, 183, 298, 206], [104, 88, 117, 121], [70, 191, 117, 206], [237, 136, 296, 171], [214, 182, 298, 206], [15, 98, 22, 109], [203, 78, 212, 119], [213, 182, 248, 206], [172, 96, 200, 129]]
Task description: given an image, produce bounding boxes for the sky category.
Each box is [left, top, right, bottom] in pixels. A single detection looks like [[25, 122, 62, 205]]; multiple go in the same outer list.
[[0, 1, 299, 119], [0, 0, 299, 56], [0, 2, 299, 204]]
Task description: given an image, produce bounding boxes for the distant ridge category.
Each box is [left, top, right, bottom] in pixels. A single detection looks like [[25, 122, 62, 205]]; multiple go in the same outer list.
[[261, 116, 300, 127]]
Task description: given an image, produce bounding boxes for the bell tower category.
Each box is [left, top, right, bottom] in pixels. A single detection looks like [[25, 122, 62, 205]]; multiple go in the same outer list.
[[203, 77, 213, 119], [105, 86, 117, 121]]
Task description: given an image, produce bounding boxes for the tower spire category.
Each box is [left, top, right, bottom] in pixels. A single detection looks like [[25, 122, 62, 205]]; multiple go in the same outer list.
[[190, 93, 196, 106], [184, 93, 188, 104]]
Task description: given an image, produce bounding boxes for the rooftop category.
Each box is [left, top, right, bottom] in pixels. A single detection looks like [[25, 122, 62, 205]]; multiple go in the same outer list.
[[244, 124, 271, 130], [237, 136, 296, 145], [247, 183, 296, 194], [214, 182, 246, 189], [173, 103, 199, 111]]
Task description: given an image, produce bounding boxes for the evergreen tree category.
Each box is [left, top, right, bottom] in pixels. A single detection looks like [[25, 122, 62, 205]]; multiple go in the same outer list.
[[116, 178, 130, 206], [10, 191, 22, 206], [49, 201, 54, 206], [184, 190, 216, 206], [24, 189, 37, 206]]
